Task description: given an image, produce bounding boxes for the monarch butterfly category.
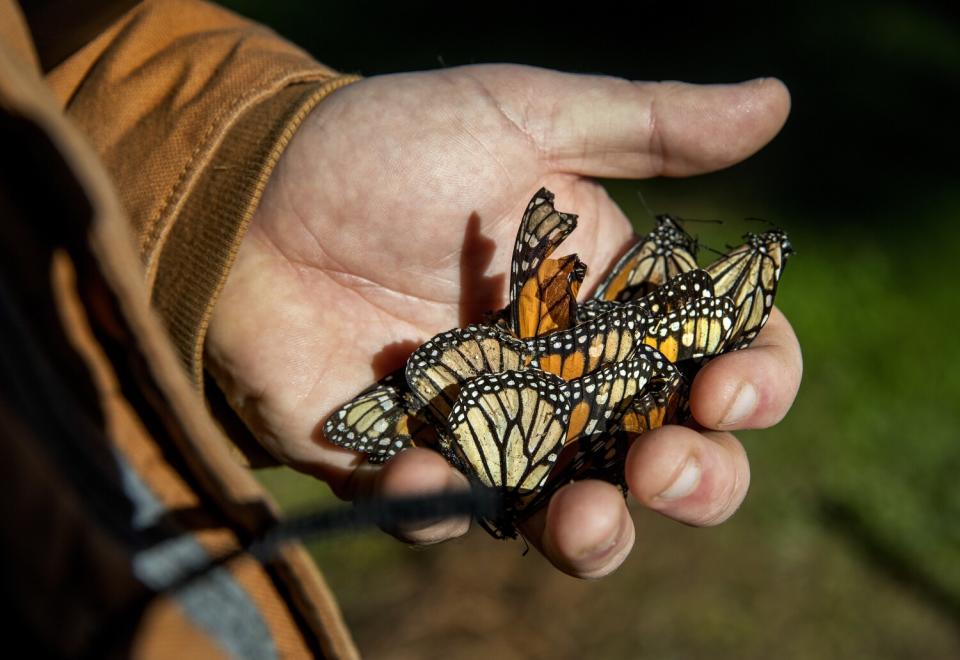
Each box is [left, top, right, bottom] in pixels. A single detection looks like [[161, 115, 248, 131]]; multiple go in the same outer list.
[[522, 345, 684, 510], [405, 324, 531, 425], [323, 369, 437, 463], [531, 291, 734, 382], [634, 268, 715, 315], [448, 368, 571, 537], [584, 372, 688, 490], [578, 268, 715, 325], [574, 298, 620, 324], [643, 296, 736, 363], [620, 371, 686, 435], [567, 347, 683, 485], [508, 188, 578, 336], [705, 229, 793, 350], [527, 304, 652, 381], [516, 254, 586, 339], [564, 355, 656, 445], [593, 214, 699, 302]]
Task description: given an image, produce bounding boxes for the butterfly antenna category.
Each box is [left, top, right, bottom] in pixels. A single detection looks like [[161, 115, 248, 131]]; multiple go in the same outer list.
[[744, 216, 775, 227], [635, 189, 656, 223], [519, 536, 531, 556], [701, 242, 727, 258], [667, 215, 721, 246]]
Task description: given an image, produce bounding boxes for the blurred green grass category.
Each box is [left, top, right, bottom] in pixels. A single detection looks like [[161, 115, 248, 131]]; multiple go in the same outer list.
[[256, 182, 960, 658], [614, 179, 960, 612]]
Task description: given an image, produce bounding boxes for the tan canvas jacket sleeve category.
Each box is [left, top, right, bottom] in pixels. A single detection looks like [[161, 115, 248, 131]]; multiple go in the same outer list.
[[0, 1, 360, 656], [46, 0, 359, 387]]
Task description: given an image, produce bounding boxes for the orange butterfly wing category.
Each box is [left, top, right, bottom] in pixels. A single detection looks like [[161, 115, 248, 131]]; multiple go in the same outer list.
[[517, 254, 586, 339]]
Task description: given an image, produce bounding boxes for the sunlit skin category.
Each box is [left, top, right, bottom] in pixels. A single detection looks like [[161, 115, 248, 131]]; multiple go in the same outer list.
[[205, 64, 802, 579]]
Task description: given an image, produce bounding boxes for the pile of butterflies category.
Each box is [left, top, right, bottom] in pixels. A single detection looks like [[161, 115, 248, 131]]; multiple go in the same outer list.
[[325, 188, 792, 539]]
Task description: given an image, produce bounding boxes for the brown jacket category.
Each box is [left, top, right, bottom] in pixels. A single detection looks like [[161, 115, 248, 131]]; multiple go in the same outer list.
[[0, 0, 359, 656]]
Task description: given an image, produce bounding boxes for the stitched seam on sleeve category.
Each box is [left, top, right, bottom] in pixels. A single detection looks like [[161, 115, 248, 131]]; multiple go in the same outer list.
[[141, 69, 336, 289]]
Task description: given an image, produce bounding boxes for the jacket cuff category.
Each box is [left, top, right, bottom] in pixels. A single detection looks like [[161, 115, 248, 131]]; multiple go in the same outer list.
[[150, 74, 360, 389]]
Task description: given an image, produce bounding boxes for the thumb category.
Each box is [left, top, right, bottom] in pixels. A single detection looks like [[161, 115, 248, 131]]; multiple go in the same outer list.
[[477, 66, 790, 178]]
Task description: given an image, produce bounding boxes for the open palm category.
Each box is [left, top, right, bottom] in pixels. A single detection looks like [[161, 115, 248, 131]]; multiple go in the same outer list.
[[206, 65, 801, 578]]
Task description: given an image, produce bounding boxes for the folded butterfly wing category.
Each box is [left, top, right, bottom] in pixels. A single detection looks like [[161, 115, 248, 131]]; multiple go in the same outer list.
[[449, 369, 570, 493], [706, 229, 792, 350], [593, 215, 699, 302], [405, 324, 531, 425], [508, 188, 578, 335]]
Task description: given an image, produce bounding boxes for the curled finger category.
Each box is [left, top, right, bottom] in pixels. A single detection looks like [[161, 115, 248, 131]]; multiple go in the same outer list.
[[520, 479, 635, 579], [371, 448, 472, 545], [626, 425, 751, 527], [691, 307, 803, 431]]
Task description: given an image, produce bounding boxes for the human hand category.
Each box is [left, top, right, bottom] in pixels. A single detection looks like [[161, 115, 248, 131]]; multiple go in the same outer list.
[[205, 64, 800, 578]]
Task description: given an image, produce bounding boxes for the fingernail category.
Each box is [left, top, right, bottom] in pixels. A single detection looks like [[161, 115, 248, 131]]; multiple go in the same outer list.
[[721, 381, 757, 426], [658, 457, 701, 500]]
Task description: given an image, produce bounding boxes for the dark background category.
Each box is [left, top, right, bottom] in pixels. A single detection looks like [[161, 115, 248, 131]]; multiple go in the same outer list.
[[224, 2, 960, 658]]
